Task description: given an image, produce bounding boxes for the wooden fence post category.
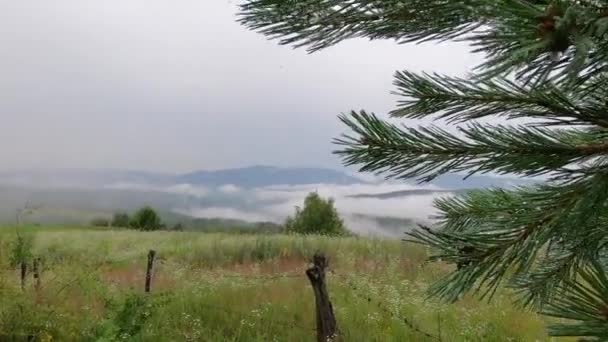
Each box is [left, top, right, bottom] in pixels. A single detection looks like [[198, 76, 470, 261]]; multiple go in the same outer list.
[[306, 252, 337, 342], [145, 250, 156, 293], [20, 262, 27, 290], [33, 257, 41, 290]]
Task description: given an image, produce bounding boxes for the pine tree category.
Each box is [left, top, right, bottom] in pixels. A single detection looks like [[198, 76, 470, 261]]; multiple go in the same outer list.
[[240, 1, 608, 339]]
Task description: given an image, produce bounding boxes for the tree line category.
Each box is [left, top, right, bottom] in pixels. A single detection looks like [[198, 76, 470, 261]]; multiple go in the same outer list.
[[92, 192, 347, 236], [91, 206, 166, 231]]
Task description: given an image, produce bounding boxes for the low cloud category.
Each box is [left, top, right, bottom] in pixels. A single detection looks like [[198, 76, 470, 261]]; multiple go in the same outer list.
[[181, 207, 269, 222], [105, 182, 210, 197], [254, 194, 437, 222], [166, 184, 210, 197], [218, 184, 241, 194], [345, 216, 404, 238], [252, 182, 441, 201], [99, 180, 448, 233], [180, 182, 450, 236], [252, 182, 443, 220]]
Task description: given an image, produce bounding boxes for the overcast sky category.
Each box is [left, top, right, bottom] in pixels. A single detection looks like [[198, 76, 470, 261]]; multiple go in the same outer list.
[[0, 0, 480, 173]]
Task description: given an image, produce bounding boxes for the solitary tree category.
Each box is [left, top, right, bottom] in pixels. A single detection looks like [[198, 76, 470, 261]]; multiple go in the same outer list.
[[130, 206, 162, 231], [285, 192, 346, 236], [240, 1, 608, 339]]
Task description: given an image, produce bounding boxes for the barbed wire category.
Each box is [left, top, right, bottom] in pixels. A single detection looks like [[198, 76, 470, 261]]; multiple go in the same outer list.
[[5, 253, 441, 340], [193, 302, 315, 333], [205, 272, 304, 281], [328, 270, 440, 341], [95, 275, 314, 334], [42, 263, 106, 315]]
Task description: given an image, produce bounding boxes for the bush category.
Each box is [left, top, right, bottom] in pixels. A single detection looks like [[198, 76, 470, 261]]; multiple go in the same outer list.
[[130, 207, 162, 231], [284, 192, 346, 236], [111, 212, 130, 228], [9, 234, 34, 267]]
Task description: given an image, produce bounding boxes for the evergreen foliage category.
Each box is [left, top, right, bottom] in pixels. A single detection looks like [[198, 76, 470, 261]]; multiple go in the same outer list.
[[240, 0, 608, 338], [285, 192, 346, 236]]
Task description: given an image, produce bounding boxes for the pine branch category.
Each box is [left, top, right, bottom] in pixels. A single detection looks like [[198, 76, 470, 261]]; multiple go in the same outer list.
[[239, 0, 488, 52], [334, 111, 608, 181], [435, 175, 608, 234], [240, 1, 608, 82], [543, 260, 608, 339], [242, 1, 608, 338], [391, 71, 608, 127], [452, 1, 608, 84], [407, 174, 608, 303], [512, 244, 588, 308]]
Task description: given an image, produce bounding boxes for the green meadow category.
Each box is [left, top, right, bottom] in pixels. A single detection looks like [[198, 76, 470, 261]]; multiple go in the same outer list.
[[0, 226, 554, 341]]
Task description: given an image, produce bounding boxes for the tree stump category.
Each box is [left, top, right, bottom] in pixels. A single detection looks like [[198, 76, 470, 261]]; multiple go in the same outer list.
[[306, 252, 337, 342]]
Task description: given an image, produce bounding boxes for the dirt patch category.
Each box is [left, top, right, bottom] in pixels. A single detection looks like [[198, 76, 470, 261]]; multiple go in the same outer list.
[[100, 263, 176, 290]]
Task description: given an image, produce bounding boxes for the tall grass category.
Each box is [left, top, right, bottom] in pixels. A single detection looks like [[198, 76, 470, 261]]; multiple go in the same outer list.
[[0, 226, 552, 341]]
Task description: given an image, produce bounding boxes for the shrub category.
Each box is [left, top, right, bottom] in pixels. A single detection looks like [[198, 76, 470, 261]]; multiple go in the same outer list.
[[113, 293, 150, 338], [97, 292, 173, 340]]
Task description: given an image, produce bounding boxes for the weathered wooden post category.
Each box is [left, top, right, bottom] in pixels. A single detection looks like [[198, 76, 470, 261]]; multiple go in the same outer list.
[[306, 252, 337, 342], [33, 257, 41, 290], [20, 262, 27, 290], [145, 250, 156, 293]]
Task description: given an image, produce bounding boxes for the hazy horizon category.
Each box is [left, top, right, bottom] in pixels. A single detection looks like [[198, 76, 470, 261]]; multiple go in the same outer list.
[[0, 177, 443, 237], [0, 1, 484, 236]]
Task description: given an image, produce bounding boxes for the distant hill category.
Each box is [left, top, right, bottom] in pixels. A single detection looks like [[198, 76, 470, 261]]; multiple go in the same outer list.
[[0, 166, 362, 188], [0, 166, 532, 190], [175, 165, 361, 188]]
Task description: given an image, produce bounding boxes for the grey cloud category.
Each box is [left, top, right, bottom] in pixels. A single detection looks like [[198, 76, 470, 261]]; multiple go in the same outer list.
[[0, 0, 480, 172]]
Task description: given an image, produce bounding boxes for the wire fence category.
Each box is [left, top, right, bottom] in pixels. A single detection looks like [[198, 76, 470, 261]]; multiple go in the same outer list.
[[6, 250, 442, 341], [328, 270, 441, 341], [207, 272, 305, 280], [203, 266, 439, 339], [194, 302, 315, 333]]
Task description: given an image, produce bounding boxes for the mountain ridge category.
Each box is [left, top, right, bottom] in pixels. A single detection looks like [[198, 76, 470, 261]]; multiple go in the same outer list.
[[0, 166, 531, 190], [176, 165, 361, 188]]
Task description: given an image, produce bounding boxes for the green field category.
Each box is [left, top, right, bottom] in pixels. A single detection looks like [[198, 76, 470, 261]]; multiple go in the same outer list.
[[0, 226, 553, 341]]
